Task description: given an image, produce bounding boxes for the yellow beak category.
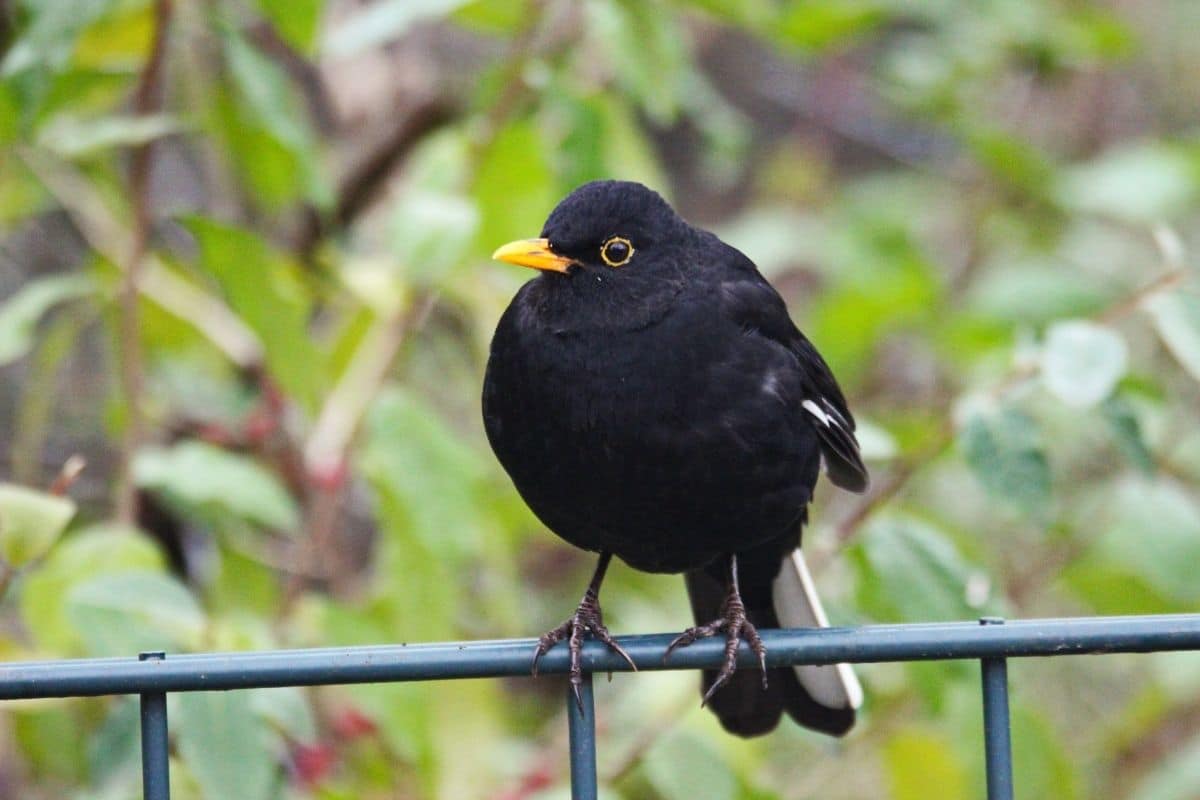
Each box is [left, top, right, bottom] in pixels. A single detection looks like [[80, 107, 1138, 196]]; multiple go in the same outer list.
[[491, 238, 575, 273]]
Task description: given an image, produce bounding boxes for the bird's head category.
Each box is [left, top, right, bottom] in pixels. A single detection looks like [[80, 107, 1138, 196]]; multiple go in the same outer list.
[[491, 180, 688, 280]]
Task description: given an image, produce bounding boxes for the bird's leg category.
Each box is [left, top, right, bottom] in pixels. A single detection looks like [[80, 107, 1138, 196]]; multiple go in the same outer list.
[[531, 551, 637, 710], [664, 554, 768, 705]]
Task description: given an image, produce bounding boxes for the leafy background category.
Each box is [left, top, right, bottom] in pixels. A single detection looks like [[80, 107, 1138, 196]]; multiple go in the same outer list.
[[1, 0, 1199, 798]]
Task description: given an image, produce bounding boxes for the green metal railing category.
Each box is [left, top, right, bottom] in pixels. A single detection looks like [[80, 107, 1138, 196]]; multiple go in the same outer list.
[[2, 613, 1199, 799]]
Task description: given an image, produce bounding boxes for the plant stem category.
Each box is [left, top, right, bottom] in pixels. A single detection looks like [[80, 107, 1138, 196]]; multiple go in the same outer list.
[[115, 0, 173, 524]]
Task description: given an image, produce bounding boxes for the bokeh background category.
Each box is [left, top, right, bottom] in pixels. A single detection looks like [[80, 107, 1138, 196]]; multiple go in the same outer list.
[[2, 0, 1200, 797]]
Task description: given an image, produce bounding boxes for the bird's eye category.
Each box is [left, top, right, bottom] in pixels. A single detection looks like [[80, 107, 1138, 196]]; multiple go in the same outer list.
[[600, 236, 634, 267]]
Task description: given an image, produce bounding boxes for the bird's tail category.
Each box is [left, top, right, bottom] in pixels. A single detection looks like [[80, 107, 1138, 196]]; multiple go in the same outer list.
[[684, 549, 862, 737]]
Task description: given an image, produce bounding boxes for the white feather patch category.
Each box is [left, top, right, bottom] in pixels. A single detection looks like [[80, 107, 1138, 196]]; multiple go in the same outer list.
[[802, 399, 831, 426], [772, 550, 864, 710]]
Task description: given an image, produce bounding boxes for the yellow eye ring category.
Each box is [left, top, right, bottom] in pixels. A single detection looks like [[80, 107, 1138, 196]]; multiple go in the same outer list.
[[600, 236, 634, 267]]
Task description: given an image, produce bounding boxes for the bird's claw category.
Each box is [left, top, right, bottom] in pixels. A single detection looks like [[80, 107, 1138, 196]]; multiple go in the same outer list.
[[664, 596, 768, 705], [530, 592, 636, 712]]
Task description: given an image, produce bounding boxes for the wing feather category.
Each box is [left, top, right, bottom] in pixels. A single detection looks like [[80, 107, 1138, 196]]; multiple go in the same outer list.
[[717, 270, 869, 493]]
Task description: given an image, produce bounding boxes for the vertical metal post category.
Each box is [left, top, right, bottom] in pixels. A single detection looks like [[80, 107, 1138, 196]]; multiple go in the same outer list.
[[979, 619, 1013, 800], [567, 673, 598, 800], [139, 652, 171, 800]]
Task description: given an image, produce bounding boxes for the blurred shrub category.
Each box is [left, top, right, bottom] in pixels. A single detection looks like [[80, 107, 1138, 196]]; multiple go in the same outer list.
[[1, 0, 1199, 797]]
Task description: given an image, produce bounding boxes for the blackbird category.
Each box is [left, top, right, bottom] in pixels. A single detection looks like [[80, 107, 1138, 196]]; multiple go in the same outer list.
[[483, 180, 867, 737]]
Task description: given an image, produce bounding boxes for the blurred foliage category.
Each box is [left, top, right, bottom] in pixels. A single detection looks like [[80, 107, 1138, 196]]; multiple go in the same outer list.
[[0, 0, 1199, 797]]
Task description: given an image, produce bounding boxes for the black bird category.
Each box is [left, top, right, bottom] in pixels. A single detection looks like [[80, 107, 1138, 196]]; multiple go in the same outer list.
[[483, 180, 867, 737]]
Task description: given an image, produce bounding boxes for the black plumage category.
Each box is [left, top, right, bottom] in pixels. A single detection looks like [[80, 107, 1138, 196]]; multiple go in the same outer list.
[[483, 180, 867, 736]]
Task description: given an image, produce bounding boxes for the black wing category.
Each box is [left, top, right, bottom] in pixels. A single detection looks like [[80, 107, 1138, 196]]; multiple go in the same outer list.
[[717, 270, 869, 493]]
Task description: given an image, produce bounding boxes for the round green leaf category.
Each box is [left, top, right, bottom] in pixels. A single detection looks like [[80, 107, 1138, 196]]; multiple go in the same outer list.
[[885, 728, 969, 800], [20, 525, 165, 653], [65, 571, 205, 657], [1041, 319, 1127, 408], [960, 408, 1052, 515], [1145, 290, 1200, 384], [134, 441, 300, 531], [177, 691, 276, 800], [643, 730, 737, 800], [0, 274, 93, 366], [0, 483, 76, 567]]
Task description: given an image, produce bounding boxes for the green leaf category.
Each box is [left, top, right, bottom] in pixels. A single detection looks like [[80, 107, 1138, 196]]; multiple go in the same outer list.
[[88, 698, 142, 789], [21, 525, 166, 653], [1102, 396, 1156, 475], [855, 418, 899, 461], [361, 388, 488, 559], [678, 0, 776, 29], [1144, 289, 1200, 384], [177, 691, 277, 800], [885, 728, 969, 800], [852, 515, 983, 622], [256, 0, 324, 53], [808, 209, 941, 378], [388, 133, 479, 286], [965, 128, 1056, 198], [65, 571, 205, 656], [1011, 705, 1080, 800], [473, 118, 554, 255], [210, 547, 281, 617], [250, 686, 318, 744], [71, 2, 154, 70], [959, 408, 1051, 514], [224, 32, 308, 153], [1060, 562, 1175, 615], [0, 80, 22, 143], [360, 388, 492, 640], [1056, 144, 1196, 222], [1086, 478, 1200, 607], [134, 441, 300, 531], [592, 94, 668, 191], [643, 730, 737, 800], [222, 31, 329, 207], [185, 216, 323, 408], [775, 0, 885, 52], [452, 0, 533, 32], [210, 92, 306, 208], [548, 93, 610, 192], [391, 191, 478, 285], [0, 483, 76, 567], [1040, 319, 1127, 408], [967, 259, 1108, 324], [12, 705, 86, 781], [36, 113, 179, 158], [585, 0, 689, 124], [0, 273, 93, 366], [1, 0, 118, 76]]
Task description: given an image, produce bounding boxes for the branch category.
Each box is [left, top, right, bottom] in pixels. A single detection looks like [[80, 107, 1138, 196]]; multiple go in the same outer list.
[[115, 0, 173, 524], [293, 99, 456, 256], [303, 292, 439, 476]]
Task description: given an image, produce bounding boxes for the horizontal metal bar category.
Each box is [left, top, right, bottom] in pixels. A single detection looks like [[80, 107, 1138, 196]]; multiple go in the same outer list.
[[0, 613, 1196, 700]]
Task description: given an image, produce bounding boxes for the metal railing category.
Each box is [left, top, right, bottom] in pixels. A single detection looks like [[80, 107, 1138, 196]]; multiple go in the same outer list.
[[2, 613, 1199, 799]]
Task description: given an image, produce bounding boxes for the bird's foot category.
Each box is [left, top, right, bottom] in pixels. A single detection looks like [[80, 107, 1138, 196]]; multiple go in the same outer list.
[[531, 590, 636, 711], [664, 593, 768, 705]]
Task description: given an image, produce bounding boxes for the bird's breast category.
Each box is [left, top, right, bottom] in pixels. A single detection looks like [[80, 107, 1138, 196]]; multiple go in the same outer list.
[[484, 305, 819, 572]]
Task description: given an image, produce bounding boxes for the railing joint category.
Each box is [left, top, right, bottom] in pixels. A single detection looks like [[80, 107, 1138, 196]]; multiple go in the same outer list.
[[138, 651, 171, 800], [980, 619, 1014, 800]]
